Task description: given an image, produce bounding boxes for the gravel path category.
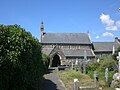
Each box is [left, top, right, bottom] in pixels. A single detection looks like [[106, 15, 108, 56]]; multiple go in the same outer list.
[[42, 68, 66, 90]]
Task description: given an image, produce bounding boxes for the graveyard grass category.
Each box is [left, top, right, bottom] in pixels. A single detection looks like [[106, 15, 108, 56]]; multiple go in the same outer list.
[[58, 68, 113, 90], [58, 56, 117, 90], [58, 68, 94, 90]]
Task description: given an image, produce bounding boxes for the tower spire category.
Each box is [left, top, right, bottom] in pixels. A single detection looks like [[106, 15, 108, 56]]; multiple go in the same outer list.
[[40, 21, 44, 42]]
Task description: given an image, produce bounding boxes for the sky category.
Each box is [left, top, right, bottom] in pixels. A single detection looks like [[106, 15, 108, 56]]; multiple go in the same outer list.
[[0, 0, 120, 42]]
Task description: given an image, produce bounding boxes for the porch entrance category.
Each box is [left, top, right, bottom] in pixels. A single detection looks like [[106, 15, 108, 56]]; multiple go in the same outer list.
[[52, 54, 61, 67]]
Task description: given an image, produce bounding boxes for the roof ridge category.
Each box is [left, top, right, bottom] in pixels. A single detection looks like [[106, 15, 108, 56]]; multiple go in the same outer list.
[[46, 32, 87, 34], [93, 42, 115, 43]]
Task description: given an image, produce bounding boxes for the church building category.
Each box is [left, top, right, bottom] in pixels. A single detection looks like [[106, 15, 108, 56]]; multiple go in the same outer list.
[[40, 22, 120, 67]]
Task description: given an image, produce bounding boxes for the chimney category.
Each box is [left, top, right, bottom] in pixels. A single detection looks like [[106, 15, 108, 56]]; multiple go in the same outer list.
[[115, 37, 120, 44], [40, 21, 44, 42], [115, 37, 118, 41]]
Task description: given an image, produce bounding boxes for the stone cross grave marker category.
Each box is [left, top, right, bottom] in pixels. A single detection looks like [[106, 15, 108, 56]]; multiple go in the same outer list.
[[116, 52, 120, 73], [94, 71, 97, 82], [72, 60, 74, 70], [94, 71, 99, 87], [75, 58, 78, 65], [73, 79, 79, 90], [105, 68, 108, 82], [83, 50, 87, 74]]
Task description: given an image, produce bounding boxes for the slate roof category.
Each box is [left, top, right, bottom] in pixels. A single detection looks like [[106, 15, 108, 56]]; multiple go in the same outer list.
[[61, 49, 95, 57], [93, 42, 120, 52], [42, 33, 91, 44]]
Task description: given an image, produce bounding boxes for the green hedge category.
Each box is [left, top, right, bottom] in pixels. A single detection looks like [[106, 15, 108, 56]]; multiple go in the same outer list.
[[0, 25, 45, 90]]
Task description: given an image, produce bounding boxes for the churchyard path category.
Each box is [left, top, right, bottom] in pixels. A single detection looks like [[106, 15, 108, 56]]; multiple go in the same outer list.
[[42, 68, 66, 90]]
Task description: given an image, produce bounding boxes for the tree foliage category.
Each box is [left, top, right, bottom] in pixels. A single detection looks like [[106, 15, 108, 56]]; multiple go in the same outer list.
[[0, 25, 45, 90], [112, 46, 120, 60], [86, 56, 118, 87], [42, 53, 50, 71], [98, 56, 117, 72], [87, 56, 117, 72]]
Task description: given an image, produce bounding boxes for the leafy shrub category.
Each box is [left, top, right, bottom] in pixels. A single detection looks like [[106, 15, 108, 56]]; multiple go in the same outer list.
[[98, 56, 117, 72], [112, 46, 120, 60], [0, 25, 45, 90], [86, 61, 100, 71], [42, 53, 50, 71], [86, 56, 117, 87], [87, 56, 117, 72]]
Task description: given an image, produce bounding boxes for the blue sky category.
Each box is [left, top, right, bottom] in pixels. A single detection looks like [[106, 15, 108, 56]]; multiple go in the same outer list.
[[0, 0, 120, 42]]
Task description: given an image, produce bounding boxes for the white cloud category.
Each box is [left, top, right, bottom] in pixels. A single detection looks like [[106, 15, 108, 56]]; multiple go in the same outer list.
[[103, 32, 114, 37], [100, 13, 120, 31], [116, 21, 120, 28], [96, 36, 100, 39]]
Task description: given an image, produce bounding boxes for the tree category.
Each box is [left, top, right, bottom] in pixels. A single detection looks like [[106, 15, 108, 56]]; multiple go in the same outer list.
[[0, 25, 45, 90], [42, 53, 50, 71], [112, 46, 120, 60]]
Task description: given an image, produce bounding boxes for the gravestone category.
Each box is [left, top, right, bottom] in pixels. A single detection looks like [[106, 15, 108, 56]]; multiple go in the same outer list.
[[75, 58, 78, 65], [119, 52, 120, 73], [94, 71, 99, 87], [111, 52, 120, 88], [72, 60, 74, 70], [94, 71, 97, 82], [83, 50, 87, 74], [73, 79, 79, 90], [97, 58, 100, 63], [116, 52, 120, 73], [75, 58, 79, 71], [105, 68, 108, 82]]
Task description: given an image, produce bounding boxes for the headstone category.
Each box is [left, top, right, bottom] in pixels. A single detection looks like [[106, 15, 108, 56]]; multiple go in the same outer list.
[[118, 52, 120, 73], [105, 68, 108, 82], [97, 58, 100, 63], [94, 71, 97, 82], [75, 58, 78, 65], [73, 79, 79, 90], [115, 88, 120, 90], [116, 52, 120, 73], [83, 50, 87, 74], [94, 71, 99, 87], [72, 60, 74, 69], [113, 73, 120, 80], [111, 73, 120, 87]]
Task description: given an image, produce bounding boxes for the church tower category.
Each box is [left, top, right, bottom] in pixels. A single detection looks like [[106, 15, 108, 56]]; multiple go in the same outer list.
[[40, 21, 44, 42]]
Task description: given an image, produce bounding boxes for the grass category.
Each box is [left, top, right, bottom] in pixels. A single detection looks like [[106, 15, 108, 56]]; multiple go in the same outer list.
[[58, 68, 113, 90]]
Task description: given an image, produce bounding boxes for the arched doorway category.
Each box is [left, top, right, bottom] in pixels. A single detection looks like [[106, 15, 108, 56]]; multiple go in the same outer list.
[[52, 54, 61, 67]]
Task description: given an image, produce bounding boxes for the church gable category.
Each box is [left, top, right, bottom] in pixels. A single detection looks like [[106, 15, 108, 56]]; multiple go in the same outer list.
[[49, 45, 65, 58]]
